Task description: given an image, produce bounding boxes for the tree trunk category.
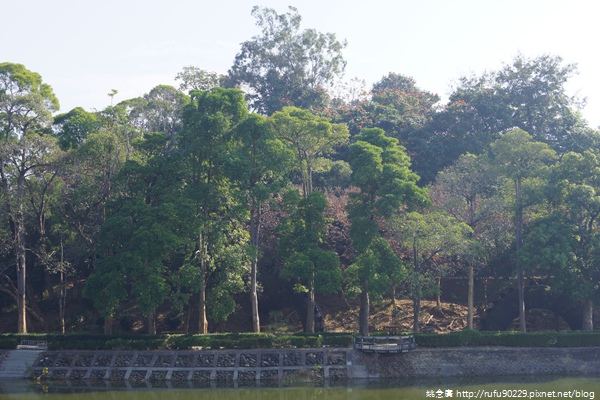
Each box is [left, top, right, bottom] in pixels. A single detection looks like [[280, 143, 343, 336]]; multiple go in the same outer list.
[[104, 316, 113, 335], [198, 231, 208, 334], [59, 270, 66, 334], [359, 290, 370, 336], [59, 239, 66, 335], [16, 245, 27, 334], [16, 173, 27, 333], [389, 285, 396, 307], [306, 276, 315, 333], [436, 276, 441, 308], [147, 309, 156, 335], [582, 299, 594, 331], [467, 264, 474, 330], [249, 198, 261, 333], [515, 178, 526, 332], [413, 291, 421, 333], [199, 264, 208, 334]]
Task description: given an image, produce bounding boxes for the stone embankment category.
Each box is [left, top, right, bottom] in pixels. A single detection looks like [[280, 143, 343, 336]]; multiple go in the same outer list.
[[28, 348, 348, 382], [1, 347, 599, 381]]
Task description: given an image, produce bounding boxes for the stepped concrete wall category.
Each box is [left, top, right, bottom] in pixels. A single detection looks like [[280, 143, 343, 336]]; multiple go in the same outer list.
[[31, 348, 348, 382], [1, 347, 599, 381]]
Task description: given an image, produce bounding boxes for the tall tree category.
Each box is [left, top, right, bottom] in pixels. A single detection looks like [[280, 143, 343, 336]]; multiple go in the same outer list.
[[523, 150, 600, 330], [430, 153, 497, 329], [496, 54, 583, 153], [0, 63, 59, 333], [347, 127, 429, 335], [422, 54, 592, 184], [391, 210, 472, 332], [53, 107, 101, 150], [489, 128, 556, 332], [85, 133, 192, 334], [270, 106, 348, 196], [228, 113, 292, 332], [176, 66, 221, 92], [228, 6, 346, 115], [180, 87, 249, 333], [278, 190, 342, 332]]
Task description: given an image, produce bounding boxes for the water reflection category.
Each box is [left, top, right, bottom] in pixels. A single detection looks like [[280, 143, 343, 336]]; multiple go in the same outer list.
[[0, 376, 598, 400]]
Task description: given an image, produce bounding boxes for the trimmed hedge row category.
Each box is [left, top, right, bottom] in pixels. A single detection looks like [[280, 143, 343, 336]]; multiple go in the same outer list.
[[1, 330, 599, 350], [0, 332, 354, 350], [414, 330, 600, 348]]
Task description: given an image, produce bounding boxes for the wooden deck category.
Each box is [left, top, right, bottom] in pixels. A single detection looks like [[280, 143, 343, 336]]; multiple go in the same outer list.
[[353, 335, 416, 353]]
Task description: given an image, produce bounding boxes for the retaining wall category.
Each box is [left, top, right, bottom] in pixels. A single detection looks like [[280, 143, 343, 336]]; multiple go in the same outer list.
[[21, 347, 600, 381], [348, 347, 600, 379], [32, 348, 348, 382]]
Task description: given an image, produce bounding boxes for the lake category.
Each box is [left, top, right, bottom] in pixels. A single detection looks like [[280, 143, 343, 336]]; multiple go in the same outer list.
[[0, 376, 598, 400]]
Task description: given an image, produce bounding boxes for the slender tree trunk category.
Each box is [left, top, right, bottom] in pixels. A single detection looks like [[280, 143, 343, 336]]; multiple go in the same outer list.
[[59, 238, 66, 334], [16, 206, 27, 333], [104, 316, 113, 335], [436, 277, 442, 308], [515, 178, 526, 332], [582, 299, 594, 331], [359, 290, 370, 336], [467, 264, 474, 330], [389, 285, 396, 307], [199, 266, 208, 334], [306, 274, 315, 333], [147, 309, 156, 335], [16, 245, 27, 333], [249, 198, 261, 332], [59, 270, 66, 334], [413, 291, 421, 333]]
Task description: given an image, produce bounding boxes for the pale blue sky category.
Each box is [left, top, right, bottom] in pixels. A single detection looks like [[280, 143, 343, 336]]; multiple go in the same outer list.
[[5, 0, 600, 127]]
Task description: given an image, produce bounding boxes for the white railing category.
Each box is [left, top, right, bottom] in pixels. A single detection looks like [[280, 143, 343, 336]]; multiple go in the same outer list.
[[353, 335, 416, 353]]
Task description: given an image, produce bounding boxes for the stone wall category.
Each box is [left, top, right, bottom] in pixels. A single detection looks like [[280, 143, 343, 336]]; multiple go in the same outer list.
[[26, 347, 600, 382], [347, 347, 600, 379], [32, 348, 348, 382]]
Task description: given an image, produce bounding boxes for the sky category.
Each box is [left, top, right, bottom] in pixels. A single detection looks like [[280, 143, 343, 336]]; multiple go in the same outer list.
[[4, 0, 600, 127]]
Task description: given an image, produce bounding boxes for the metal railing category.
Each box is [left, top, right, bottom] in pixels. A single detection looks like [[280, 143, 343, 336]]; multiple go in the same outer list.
[[18, 339, 48, 349], [353, 335, 416, 353]]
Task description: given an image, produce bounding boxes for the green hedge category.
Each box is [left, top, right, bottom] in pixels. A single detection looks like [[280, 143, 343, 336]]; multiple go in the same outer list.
[[2, 330, 599, 350], [415, 330, 600, 347]]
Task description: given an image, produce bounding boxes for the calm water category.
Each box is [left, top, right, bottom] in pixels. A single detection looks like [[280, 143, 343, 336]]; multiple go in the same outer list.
[[0, 377, 599, 400]]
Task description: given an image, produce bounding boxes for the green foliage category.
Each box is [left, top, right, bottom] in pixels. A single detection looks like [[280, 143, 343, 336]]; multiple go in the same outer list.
[[347, 127, 429, 335], [53, 107, 100, 150], [270, 106, 349, 195], [0, 337, 18, 349], [414, 330, 600, 348], [228, 6, 346, 114], [0, 62, 59, 139], [279, 190, 342, 332]]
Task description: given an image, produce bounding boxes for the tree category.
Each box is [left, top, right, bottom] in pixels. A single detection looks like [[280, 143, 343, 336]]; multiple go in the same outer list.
[[391, 210, 472, 332], [227, 113, 292, 332], [0, 63, 59, 333], [176, 66, 221, 92], [85, 133, 193, 334], [139, 85, 190, 145], [278, 190, 342, 332], [347, 127, 429, 335], [228, 6, 346, 115], [496, 54, 583, 154], [430, 153, 497, 329], [53, 107, 101, 150], [489, 128, 557, 332], [522, 150, 600, 330], [422, 54, 592, 184], [270, 106, 348, 196], [180, 87, 249, 333]]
